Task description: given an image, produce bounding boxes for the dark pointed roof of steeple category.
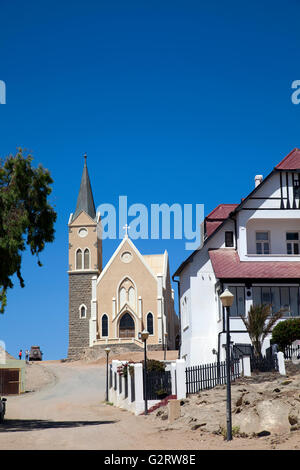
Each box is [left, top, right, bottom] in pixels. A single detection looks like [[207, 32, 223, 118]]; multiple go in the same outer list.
[[72, 154, 96, 222]]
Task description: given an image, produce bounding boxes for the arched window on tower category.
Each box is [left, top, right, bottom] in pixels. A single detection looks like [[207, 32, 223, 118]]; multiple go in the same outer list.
[[102, 314, 108, 337], [76, 249, 82, 270], [147, 312, 154, 335], [84, 248, 90, 269], [79, 304, 87, 319]]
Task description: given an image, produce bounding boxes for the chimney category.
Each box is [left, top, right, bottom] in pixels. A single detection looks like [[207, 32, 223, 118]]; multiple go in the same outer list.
[[255, 175, 263, 188]]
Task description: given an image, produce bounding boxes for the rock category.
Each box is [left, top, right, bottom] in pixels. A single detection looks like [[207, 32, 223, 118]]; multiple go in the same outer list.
[[256, 430, 271, 437], [273, 388, 281, 393], [290, 424, 300, 432], [191, 423, 206, 431], [288, 411, 298, 426], [236, 396, 243, 407]]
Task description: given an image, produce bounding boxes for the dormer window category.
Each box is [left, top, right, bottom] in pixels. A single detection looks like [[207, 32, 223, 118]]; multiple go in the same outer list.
[[256, 232, 270, 254], [286, 232, 299, 254]]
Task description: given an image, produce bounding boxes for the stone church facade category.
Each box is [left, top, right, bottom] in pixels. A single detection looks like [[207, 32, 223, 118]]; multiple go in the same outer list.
[[68, 157, 179, 359]]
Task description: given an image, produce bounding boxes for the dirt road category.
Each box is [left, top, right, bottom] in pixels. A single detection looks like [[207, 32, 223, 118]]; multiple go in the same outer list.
[[0, 360, 299, 450]]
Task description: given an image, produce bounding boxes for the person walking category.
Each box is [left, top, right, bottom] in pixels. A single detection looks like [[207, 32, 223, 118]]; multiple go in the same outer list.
[[25, 350, 29, 362], [18, 349, 22, 360]]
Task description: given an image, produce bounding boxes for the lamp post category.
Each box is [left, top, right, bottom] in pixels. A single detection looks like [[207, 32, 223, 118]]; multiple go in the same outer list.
[[141, 329, 149, 415], [220, 288, 234, 442], [104, 347, 111, 402], [164, 332, 168, 360]]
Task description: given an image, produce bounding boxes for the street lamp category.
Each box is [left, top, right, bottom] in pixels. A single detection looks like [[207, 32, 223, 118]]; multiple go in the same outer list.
[[141, 329, 149, 415], [164, 332, 168, 360], [104, 347, 111, 402], [220, 288, 234, 442]]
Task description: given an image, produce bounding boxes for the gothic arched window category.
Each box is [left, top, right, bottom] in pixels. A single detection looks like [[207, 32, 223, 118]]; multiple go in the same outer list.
[[128, 286, 135, 308], [102, 314, 108, 337], [119, 287, 126, 307], [147, 312, 154, 335], [84, 248, 90, 269], [79, 304, 87, 319], [76, 249, 82, 270]]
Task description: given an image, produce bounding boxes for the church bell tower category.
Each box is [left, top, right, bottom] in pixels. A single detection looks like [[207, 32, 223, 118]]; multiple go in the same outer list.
[[67, 155, 102, 359]]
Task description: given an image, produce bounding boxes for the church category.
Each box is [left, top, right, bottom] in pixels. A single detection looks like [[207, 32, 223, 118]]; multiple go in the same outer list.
[[68, 157, 179, 359]]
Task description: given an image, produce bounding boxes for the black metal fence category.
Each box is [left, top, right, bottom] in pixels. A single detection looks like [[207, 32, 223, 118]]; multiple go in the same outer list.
[[284, 344, 300, 360], [144, 370, 172, 400], [250, 354, 278, 372], [124, 374, 128, 399], [185, 359, 240, 395]]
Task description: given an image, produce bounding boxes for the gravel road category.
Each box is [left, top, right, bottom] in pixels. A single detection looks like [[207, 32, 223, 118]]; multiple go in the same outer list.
[[0, 360, 191, 450], [1, 360, 299, 451]]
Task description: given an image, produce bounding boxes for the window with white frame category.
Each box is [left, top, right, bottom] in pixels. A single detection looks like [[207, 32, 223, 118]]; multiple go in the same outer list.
[[256, 232, 270, 255], [286, 232, 299, 255], [253, 286, 299, 317]]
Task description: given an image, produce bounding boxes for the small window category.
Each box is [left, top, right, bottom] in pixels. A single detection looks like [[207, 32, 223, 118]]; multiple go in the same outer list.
[[80, 305, 87, 318], [286, 232, 299, 255], [76, 249, 82, 269], [147, 313, 154, 335], [256, 232, 270, 254], [225, 231, 234, 247], [102, 314, 108, 337]]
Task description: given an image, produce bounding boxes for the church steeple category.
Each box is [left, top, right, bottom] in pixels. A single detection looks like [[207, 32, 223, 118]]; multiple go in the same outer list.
[[72, 154, 96, 222]]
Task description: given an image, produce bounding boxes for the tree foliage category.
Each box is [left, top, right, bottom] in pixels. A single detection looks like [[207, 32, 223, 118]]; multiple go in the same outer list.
[[271, 318, 300, 351], [0, 149, 57, 312], [241, 304, 285, 357]]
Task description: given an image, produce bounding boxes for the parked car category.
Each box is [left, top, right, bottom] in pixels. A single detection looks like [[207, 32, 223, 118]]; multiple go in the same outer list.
[[29, 346, 43, 361], [0, 397, 7, 423]]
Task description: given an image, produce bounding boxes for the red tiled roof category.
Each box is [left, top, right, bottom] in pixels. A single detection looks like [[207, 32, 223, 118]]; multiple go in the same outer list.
[[275, 148, 300, 170], [206, 204, 239, 220], [205, 204, 239, 238], [206, 221, 223, 237], [209, 249, 300, 279]]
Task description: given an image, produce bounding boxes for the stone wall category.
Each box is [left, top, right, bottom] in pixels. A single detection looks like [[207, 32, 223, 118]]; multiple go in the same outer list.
[[68, 272, 93, 359]]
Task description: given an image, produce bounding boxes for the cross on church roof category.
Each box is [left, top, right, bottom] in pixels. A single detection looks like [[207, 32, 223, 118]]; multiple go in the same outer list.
[[123, 224, 130, 238]]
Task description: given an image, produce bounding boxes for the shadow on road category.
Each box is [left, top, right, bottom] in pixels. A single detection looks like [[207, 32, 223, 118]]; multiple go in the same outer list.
[[0, 419, 118, 433]]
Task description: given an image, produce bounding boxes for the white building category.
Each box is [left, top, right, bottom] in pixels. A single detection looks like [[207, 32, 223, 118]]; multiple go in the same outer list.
[[173, 148, 300, 367]]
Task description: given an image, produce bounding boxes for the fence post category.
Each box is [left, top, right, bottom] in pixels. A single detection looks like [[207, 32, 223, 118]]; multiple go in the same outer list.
[[176, 359, 186, 399], [242, 356, 251, 377], [276, 352, 286, 376], [171, 363, 176, 396], [133, 363, 144, 415]]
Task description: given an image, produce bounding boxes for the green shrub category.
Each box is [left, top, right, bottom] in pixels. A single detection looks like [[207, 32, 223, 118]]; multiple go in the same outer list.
[[271, 318, 300, 350], [141, 359, 166, 372]]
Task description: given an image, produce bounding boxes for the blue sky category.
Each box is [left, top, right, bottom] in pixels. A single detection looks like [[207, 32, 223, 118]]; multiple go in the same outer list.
[[1, 0, 300, 359]]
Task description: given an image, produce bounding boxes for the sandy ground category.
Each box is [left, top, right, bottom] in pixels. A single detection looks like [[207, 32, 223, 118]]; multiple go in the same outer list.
[[0, 354, 300, 450]]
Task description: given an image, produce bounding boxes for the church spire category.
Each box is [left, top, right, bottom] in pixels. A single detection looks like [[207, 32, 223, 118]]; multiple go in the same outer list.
[[72, 154, 96, 221]]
